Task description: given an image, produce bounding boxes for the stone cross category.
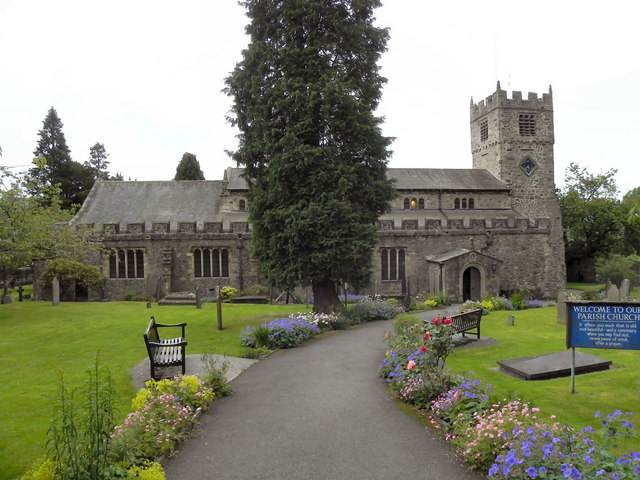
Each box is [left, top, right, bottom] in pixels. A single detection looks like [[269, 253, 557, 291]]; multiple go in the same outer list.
[[52, 277, 60, 306]]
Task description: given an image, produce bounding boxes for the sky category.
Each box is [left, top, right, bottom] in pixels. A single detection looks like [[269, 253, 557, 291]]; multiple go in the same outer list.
[[1, 0, 639, 195]]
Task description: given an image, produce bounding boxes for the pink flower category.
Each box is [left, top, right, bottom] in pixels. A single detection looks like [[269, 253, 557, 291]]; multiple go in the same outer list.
[[407, 360, 416, 370], [433, 317, 441, 326], [444, 317, 452, 325]]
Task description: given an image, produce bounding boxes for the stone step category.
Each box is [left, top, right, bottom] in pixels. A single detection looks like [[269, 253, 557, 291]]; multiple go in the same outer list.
[[158, 291, 197, 306]]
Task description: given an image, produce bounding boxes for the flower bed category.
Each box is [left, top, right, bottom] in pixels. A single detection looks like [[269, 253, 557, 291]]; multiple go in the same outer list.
[[379, 315, 640, 479]]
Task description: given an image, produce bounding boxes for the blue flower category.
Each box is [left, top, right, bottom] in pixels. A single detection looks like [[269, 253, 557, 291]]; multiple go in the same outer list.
[[488, 464, 500, 476], [526, 467, 537, 478]]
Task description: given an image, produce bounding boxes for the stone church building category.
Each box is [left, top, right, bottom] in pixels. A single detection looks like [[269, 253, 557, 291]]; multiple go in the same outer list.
[[63, 84, 566, 303]]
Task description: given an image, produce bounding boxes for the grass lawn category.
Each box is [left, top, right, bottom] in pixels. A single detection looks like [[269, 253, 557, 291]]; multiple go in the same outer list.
[[0, 301, 308, 480], [444, 306, 639, 453]]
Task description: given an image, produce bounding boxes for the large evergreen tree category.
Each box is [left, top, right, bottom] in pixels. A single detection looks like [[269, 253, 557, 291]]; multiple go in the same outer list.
[[29, 107, 96, 209], [174, 152, 205, 180], [225, 0, 396, 312]]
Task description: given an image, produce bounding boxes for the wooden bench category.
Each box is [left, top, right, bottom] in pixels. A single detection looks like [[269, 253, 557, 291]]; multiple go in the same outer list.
[[449, 309, 483, 339], [143, 316, 188, 380]]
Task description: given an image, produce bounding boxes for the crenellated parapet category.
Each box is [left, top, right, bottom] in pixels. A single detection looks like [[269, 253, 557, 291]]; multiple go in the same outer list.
[[470, 82, 552, 122], [377, 215, 550, 234]]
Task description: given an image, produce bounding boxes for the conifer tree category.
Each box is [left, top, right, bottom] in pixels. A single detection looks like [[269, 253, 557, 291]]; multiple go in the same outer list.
[[225, 0, 395, 312], [29, 107, 95, 209], [174, 152, 205, 180]]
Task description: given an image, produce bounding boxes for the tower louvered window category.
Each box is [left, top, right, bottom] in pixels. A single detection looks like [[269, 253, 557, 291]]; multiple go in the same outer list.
[[519, 114, 535, 136], [480, 119, 488, 141]]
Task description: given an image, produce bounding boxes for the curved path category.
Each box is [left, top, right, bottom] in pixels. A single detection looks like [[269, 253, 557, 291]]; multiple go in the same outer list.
[[164, 314, 485, 479]]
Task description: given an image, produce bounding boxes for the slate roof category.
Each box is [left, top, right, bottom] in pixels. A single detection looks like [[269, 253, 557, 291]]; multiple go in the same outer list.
[[71, 180, 224, 225], [387, 168, 508, 191], [222, 167, 508, 192], [224, 168, 248, 190]]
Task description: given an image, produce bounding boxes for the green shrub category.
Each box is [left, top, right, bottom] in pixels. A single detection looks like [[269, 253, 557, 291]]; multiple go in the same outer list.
[[581, 285, 605, 300], [348, 300, 398, 321], [123, 292, 154, 302], [201, 354, 234, 397], [509, 293, 526, 310], [241, 284, 270, 296], [41, 258, 105, 292], [125, 461, 166, 479], [595, 253, 640, 286], [19, 458, 56, 480], [220, 286, 238, 302]]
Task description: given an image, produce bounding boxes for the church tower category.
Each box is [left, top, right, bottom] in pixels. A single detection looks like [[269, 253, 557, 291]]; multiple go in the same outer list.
[[470, 82, 556, 218], [470, 83, 566, 296]]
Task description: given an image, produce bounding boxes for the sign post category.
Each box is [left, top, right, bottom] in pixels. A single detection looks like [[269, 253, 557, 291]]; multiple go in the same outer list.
[[566, 301, 640, 393]]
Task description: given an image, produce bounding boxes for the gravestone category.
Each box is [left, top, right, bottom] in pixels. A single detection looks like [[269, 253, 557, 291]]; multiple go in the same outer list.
[[196, 287, 202, 309], [607, 284, 620, 302], [52, 277, 60, 306], [620, 279, 631, 298], [557, 291, 567, 325]]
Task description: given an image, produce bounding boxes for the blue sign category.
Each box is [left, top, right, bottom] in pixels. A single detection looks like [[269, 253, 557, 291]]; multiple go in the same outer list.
[[566, 302, 640, 350]]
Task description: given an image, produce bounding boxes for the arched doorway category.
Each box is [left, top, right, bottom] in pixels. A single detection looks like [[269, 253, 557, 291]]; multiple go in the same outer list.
[[462, 267, 481, 301]]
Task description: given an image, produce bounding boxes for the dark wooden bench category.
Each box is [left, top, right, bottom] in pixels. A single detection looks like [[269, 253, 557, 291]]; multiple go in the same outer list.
[[143, 316, 187, 380], [449, 309, 483, 339]]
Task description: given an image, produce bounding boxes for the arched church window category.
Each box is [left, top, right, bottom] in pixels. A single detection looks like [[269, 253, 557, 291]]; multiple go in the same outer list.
[[418, 198, 424, 209], [468, 198, 475, 209], [108, 249, 144, 279], [239, 199, 246, 211], [462, 198, 467, 209], [381, 248, 406, 282], [403, 198, 410, 210], [410, 198, 418, 210], [454, 198, 460, 209], [193, 248, 229, 278]]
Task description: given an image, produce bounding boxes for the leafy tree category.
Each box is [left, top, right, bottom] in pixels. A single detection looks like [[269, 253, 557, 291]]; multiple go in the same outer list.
[[559, 163, 624, 282], [85, 142, 111, 181], [595, 253, 640, 286], [225, 0, 396, 313], [174, 152, 205, 180], [41, 257, 105, 292], [0, 165, 101, 298], [29, 107, 96, 209]]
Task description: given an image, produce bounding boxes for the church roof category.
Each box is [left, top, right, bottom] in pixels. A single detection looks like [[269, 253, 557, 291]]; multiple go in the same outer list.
[[71, 180, 224, 225], [224, 168, 248, 190], [387, 168, 508, 191], [221, 167, 509, 192]]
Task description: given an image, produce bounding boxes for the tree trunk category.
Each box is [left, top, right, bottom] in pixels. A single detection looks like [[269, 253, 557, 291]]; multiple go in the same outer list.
[[312, 278, 343, 314]]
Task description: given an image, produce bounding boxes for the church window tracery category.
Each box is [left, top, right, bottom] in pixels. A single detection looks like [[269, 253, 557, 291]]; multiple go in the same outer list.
[[108, 249, 144, 279], [193, 248, 229, 278], [381, 248, 405, 281]]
